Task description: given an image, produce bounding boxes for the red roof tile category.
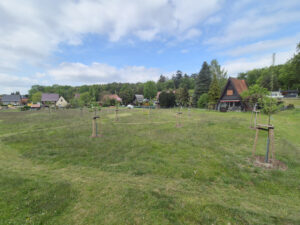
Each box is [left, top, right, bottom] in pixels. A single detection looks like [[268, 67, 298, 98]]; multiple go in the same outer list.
[[230, 78, 248, 95]]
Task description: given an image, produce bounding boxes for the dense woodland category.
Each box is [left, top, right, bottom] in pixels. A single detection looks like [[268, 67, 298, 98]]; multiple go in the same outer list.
[[27, 43, 300, 108]]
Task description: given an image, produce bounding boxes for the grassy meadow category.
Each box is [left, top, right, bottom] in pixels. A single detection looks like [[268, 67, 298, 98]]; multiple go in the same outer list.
[[0, 107, 300, 224]]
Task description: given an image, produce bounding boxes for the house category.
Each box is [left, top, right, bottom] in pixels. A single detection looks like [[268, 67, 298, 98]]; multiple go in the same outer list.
[[41, 93, 59, 105], [21, 95, 29, 105], [56, 96, 68, 108], [281, 90, 298, 98], [217, 77, 248, 112], [134, 94, 144, 105], [1, 95, 22, 106], [268, 91, 284, 99]]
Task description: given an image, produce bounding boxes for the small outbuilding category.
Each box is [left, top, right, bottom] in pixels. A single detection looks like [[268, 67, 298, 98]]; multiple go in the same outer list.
[[217, 77, 248, 112], [56, 96, 68, 108]]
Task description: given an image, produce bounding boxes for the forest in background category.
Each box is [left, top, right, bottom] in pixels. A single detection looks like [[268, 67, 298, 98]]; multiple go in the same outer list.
[[25, 43, 299, 107]]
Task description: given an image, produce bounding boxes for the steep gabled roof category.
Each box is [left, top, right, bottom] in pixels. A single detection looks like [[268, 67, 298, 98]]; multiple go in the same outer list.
[[1, 95, 21, 102], [230, 78, 248, 95], [135, 94, 144, 103], [219, 77, 248, 101], [41, 93, 59, 102]]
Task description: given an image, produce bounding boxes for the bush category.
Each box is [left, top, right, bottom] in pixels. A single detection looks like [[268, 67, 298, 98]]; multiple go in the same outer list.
[[21, 105, 31, 111], [102, 99, 117, 107], [287, 104, 295, 110], [197, 93, 208, 108], [159, 91, 176, 108]]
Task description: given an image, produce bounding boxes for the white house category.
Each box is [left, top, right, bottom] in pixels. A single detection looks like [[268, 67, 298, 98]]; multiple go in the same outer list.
[[56, 96, 68, 108], [268, 91, 283, 99]]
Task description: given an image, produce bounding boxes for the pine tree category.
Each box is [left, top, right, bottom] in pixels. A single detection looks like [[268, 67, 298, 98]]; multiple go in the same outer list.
[[193, 61, 212, 106], [208, 73, 221, 109]]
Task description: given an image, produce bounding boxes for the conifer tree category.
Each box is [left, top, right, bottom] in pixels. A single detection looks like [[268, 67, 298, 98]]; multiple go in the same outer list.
[[208, 73, 221, 109], [193, 61, 212, 106]]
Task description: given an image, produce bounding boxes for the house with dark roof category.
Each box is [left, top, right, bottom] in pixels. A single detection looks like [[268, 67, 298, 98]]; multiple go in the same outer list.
[[217, 77, 248, 112], [41, 93, 59, 105], [1, 95, 22, 106]]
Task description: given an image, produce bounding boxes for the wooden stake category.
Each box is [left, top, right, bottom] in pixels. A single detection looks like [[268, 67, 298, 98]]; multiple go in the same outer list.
[[269, 128, 275, 162], [252, 128, 259, 158]]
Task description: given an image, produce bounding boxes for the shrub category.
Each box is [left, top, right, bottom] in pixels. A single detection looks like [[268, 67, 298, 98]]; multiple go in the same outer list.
[[159, 91, 176, 108], [287, 104, 295, 110], [197, 93, 208, 108]]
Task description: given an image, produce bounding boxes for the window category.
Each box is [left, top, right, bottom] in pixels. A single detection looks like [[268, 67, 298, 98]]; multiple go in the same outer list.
[[227, 90, 233, 95]]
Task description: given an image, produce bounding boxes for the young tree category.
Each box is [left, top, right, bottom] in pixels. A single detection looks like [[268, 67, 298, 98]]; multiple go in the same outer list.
[[240, 84, 269, 109], [177, 87, 189, 106], [143, 81, 157, 99], [193, 61, 211, 106], [208, 74, 221, 109]]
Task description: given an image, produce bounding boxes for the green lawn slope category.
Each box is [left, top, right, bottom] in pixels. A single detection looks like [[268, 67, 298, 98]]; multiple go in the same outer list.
[[0, 108, 299, 224]]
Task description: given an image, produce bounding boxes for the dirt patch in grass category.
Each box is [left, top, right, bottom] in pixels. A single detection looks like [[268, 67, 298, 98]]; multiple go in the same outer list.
[[251, 156, 287, 171]]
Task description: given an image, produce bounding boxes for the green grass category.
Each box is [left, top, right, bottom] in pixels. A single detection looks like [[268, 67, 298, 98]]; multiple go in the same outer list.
[[0, 108, 299, 224], [282, 98, 300, 108]]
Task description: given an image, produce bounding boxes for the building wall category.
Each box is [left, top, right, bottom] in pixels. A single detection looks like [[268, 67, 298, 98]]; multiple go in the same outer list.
[[56, 97, 68, 107]]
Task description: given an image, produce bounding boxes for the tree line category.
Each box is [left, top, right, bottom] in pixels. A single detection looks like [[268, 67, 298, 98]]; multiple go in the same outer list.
[[27, 42, 300, 108]]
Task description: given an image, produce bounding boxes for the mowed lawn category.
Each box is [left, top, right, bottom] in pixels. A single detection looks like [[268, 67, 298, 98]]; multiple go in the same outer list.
[[0, 108, 299, 225]]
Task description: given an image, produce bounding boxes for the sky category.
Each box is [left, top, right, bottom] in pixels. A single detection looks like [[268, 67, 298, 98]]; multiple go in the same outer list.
[[1, 0, 300, 94]]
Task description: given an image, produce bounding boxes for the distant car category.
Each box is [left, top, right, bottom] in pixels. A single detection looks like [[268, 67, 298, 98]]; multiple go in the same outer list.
[[127, 104, 134, 109]]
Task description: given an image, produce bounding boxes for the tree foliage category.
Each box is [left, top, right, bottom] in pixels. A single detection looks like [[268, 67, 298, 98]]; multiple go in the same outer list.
[[176, 87, 189, 106], [193, 61, 211, 106], [197, 93, 208, 108], [119, 84, 134, 105], [238, 43, 300, 90], [208, 74, 221, 109], [240, 84, 269, 109], [31, 91, 42, 103], [143, 81, 157, 99], [159, 91, 176, 108], [210, 59, 227, 90]]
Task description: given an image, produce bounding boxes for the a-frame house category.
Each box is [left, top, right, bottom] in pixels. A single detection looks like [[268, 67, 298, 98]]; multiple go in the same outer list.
[[217, 77, 248, 112]]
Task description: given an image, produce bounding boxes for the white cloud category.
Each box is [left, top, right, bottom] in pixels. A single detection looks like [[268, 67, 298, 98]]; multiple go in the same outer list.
[[205, 1, 300, 45], [225, 34, 300, 57], [0, 73, 38, 94], [48, 62, 161, 84], [0, 0, 222, 70], [204, 16, 222, 25], [223, 50, 295, 75]]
